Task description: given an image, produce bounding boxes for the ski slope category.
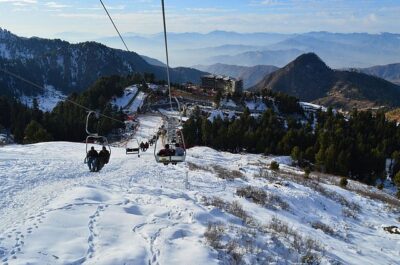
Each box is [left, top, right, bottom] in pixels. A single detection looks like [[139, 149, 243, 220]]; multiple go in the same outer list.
[[0, 115, 399, 264]]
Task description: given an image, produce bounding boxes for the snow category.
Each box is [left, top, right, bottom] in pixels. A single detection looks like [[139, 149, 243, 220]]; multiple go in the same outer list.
[[207, 110, 225, 122], [129, 91, 147, 113], [300, 101, 327, 112], [0, 43, 11, 59], [245, 100, 267, 112], [112, 85, 138, 109], [220, 99, 237, 108], [20, 85, 66, 112], [158, 109, 188, 122], [0, 114, 399, 264]]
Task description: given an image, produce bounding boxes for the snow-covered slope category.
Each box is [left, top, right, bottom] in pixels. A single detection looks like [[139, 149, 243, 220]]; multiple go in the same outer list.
[[0, 115, 399, 264]]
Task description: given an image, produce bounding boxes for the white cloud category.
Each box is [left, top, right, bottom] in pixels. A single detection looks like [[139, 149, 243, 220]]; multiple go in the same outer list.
[[45, 2, 70, 9], [0, 0, 37, 3]]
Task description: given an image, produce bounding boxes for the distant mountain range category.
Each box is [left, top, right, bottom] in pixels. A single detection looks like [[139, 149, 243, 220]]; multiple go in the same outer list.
[[97, 31, 400, 68], [252, 53, 400, 110], [194, 63, 278, 89], [0, 28, 206, 98], [357, 63, 400, 85]]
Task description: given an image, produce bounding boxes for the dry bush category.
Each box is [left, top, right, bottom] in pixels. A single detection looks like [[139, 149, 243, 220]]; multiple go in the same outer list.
[[270, 161, 280, 171], [228, 201, 251, 224], [203, 197, 254, 226], [212, 165, 245, 181], [202, 196, 227, 209], [236, 186, 290, 211], [187, 161, 210, 172], [226, 240, 243, 265], [254, 168, 280, 182], [311, 221, 336, 236], [352, 188, 400, 208], [204, 222, 225, 249], [342, 207, 358, 219], [301, 252, 321, 265], [267, 216, 324, 255], [236, 186, 267, 205]]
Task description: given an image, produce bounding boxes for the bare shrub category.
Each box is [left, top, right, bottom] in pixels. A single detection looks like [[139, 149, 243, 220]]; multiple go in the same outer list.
[[204, 222, 225, 249], [228, 201, 251, 223], [236, 186, 267, 205], [187, 161, 210, 171], [339, 177, 348, 188], [301, 252, 321, 264], [267, 216, 324, 255], [342, 207, 358, 219], [212, 165, 245, 181], [236, 186, 290, 211], [352, 188, 400, 208], [311, 221, 336, 236], [202, 196, 227, 209], [254, 168, 279, 182], [226, 240, 243, 265], [270, 161, 280, 171]]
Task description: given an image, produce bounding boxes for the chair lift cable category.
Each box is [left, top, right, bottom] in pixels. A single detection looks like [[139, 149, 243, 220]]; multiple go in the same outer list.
[[99, 0, 130, 52], [161, 0, 173, 111], [99, 0, 150, 89]]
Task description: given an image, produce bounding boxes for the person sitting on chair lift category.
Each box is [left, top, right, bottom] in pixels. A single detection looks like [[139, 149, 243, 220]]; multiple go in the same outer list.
[[175, 143, 185, 156], [97, 146, 110, 171], [158, 144, 174, 157], [87, 146, 98, 172]]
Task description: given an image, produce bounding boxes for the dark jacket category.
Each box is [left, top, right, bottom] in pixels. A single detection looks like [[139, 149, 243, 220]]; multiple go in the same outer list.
[[88, 149, 98, 158], [98, 150, 110, 164], [158, 148, 174, 157]]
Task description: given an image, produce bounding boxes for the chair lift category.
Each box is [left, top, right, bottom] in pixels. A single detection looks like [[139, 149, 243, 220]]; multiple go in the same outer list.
[[126, 138, 140, 157], [154, 97, 186, 165], [84, 111, 111, 164]]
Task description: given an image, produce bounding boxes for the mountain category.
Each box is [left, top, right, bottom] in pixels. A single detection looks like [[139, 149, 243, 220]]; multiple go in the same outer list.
[[96, 31, 400, 68], [194, 63, 278, 89], [253, 53, 400, 110], [358, 63, 400, 85], [206, 49, 304, 67], [140, 55, 166, 67], [0, 28, 206, 98]]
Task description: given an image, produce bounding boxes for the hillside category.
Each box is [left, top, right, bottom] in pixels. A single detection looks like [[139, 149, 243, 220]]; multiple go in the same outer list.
[[253, 53, 400, 110], [358, 63, 400, 85], [194, 63, 278, 89], [0, 114, 399, 264], [0, 28, 206, 98]]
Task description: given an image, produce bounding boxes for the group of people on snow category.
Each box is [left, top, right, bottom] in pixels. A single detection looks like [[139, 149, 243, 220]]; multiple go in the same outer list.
[[139, 141, 149, 152], [158, 143, 185, 157], [86, 146, 110, 172]]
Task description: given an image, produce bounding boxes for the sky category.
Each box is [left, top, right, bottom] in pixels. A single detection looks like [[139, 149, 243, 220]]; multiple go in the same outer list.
[[0, 0, 399, 41]]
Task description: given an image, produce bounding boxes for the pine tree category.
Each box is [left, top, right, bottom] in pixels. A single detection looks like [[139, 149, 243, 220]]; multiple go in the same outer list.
[[24, 120, 52, 144]]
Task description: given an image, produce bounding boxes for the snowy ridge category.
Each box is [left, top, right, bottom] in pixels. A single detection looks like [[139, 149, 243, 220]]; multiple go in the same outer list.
[[20, 85, 66, 112], [112, 85, 139, 109], [0, 115, 399, 264]]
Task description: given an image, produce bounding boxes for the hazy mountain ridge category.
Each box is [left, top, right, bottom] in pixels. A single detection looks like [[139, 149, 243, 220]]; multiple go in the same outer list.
[[194, 63, 278, 88], [97, 31, 400, 68], [357, 63, 400, 85], [253, 53, 400, 110], [0, 28, 206, 98]]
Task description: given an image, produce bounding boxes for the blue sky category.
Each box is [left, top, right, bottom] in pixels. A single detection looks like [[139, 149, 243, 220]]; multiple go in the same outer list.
[[0, 0, 399, 40]]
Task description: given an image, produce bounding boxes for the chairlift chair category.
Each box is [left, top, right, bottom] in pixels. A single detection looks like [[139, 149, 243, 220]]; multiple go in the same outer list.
[[84, 111, 112, 164], [126, 138, 141, 157], [154, 121, 186, 165]]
